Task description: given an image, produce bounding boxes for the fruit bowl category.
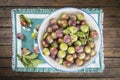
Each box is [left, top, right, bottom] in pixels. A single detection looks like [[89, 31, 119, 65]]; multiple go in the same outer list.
[[38, 8, 102, 72]]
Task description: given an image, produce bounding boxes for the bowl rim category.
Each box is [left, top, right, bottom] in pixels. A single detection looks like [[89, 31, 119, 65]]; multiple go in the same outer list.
[[37, 7, 102, 72]]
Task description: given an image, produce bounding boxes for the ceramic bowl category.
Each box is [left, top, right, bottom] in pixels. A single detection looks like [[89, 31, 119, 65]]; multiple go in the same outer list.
[[38, 8, 102, 72]]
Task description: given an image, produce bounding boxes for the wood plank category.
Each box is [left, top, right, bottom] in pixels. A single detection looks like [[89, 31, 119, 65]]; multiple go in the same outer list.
[[0, 46, 12, 57], [0, 58, 11, 68], [104, 58, 120, 68], [0, 68, 120, 78], [103, 28, 120, 38], [104, 43, 120, 48], [0, 0, 119, 7], [104, 48, 120, 57], [0, 18, 12, 28], [104, 38, 120, 44], [0, 58, 120, 68], [0, 7, 120, 18], [0, 28, 12, 39], [103, 18, 120, 28], [0, 78, 120, 80]]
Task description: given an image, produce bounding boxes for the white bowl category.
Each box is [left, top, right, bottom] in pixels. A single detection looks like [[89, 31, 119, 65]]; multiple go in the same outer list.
[[38, 8, 102, 72]]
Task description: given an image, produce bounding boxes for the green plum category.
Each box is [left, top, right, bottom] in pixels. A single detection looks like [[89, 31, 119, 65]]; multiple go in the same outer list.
[[56, 58, 63, 64], [90, 30, 98, 39], [43, 48, 50, 56], [51, 32, 57, 39], [57, 50, 66, 58], [84, 55, 91, 61], [90, 49, 96, 56], [84, 45, 91, 53], [68, 47, 75, 54], [42, 32, 48, 39], [51, 41, 58, 48], [46, 35, 53, 44], [69, 26, 78, 34], [80, 24, 89, 33], [75, 58, 83, 66], [70, 34, 78, 43], [66, 54, 74, 62], [78, 52, 86, 60], [89, 42, 95, 48], [76, 13, 84, 21], [60, 43, 68, 51], [72, 53, 77, 59], [61, 13, 69, 20], [74, 41, 81, 46]]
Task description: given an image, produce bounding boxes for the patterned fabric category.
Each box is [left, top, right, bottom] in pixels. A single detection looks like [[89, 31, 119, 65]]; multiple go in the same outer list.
[[12, 8, 104, 72]]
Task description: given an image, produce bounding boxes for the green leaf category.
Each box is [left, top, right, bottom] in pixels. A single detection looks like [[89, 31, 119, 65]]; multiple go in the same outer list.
[[24, 16, 32, 25], [17, 54, 22, 60], [79, 38, 87, 45], [76, 31, 85, 38], [22, 57, 29, 64], [88, 37, 93, 43], [19, 14, 24, 20], [20, 58, 28, 67], [28, 63, 34, 67], [19, 14, 32, 25], [31, 59, 43, 67], [85, 31, 89, 39], [25, 53, 38, 59]]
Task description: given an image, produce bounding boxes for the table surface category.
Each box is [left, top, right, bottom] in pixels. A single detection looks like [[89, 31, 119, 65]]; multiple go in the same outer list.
[[0, 0, 120, 80]]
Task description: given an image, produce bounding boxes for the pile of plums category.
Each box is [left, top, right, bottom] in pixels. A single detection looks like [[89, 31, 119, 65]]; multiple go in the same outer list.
[[41, 13, 98, 67]]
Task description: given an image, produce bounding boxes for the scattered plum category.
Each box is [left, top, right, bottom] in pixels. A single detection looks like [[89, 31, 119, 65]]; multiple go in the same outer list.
[[17, 33, 24, 40]]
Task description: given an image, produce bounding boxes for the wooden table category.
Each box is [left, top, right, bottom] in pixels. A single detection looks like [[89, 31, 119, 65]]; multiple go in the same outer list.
[[0, 0, 120, 80]]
